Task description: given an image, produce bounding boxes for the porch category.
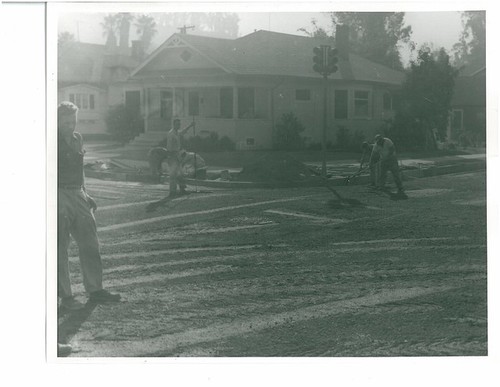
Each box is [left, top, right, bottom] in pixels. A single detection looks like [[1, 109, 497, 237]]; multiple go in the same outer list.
[[131, 85, 274, 150]]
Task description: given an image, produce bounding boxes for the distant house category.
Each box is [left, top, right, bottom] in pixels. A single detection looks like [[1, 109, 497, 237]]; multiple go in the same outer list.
[[126, 25, 405, 150], [58, 38, 144, 136], [448, 65, 486, 145]]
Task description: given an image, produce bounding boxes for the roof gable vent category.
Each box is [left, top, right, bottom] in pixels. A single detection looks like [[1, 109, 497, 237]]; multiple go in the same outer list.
[[180, 50, 192, 62]]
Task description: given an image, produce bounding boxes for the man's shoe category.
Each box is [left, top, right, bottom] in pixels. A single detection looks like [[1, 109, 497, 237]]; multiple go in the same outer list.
[[60, 296, 85, 311], [89, 289, 121, 303], [58, 343, 72, 357]]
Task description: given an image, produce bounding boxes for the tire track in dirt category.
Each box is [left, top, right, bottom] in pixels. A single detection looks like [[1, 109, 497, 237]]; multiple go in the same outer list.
[[101, 222, 277, 245], [98, 193, 231, 212], [69, 243, 288, 263], [71, 265, 233, 293], [348, 338, 486, 356], [71, 285, 456, 357], [97, 195, 318, 232]]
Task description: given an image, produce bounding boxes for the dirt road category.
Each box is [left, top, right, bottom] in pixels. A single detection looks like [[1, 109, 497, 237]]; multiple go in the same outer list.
[[58, 171, 487, 357]]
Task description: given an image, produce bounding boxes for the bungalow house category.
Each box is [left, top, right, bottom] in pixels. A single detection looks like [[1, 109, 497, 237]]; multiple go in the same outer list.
[[58, 38, 143, 136], [448, 65, 486, 145], [125, 25, 405, 150]]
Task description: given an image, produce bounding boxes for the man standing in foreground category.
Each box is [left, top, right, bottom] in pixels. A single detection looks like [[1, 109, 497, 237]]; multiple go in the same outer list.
[[58, 101, 121, 311], [166, 118, 194, 197], [373, 134, 406, 196]]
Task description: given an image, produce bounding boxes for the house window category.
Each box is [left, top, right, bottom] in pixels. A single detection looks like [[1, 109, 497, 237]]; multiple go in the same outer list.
[[334, 90, 348, 119], [295, 89, 311, 101], [69, 93, 95, 110], [238, 88, 255, 118], [188, 91, 200, 116], [354, 90, 371, 118], [220, 87, 233, 118], [383, 92, 392, 110]]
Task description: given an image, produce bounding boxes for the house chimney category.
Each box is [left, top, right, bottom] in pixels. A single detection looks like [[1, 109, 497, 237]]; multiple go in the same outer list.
[[119, 13, 131, 51], [105, 33, 117, 50], [131, 40, 145, 60], [336, 24, 349, 60]]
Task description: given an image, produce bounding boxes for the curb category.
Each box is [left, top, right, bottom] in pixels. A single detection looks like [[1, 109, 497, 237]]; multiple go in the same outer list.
[[85, 160, 486, 188]]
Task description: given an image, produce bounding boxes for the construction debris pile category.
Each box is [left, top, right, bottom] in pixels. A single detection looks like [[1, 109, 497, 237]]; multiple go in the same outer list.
[[237, 154, 319, 182]]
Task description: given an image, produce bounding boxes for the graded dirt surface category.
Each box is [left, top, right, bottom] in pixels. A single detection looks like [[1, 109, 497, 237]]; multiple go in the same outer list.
[[58, 171, 487, 357]]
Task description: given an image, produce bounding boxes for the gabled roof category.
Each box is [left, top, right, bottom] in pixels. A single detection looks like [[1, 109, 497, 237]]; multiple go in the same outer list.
[[132, 30, 405, 85]]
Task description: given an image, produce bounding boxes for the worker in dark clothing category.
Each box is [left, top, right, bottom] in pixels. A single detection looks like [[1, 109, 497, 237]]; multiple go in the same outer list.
[[359, 141, 380, 187], [165, 118, 194, 197], [373, 134, 406, 196]]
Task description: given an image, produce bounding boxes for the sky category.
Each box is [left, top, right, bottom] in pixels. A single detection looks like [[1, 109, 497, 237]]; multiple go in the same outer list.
[[57, 10, 464, 65]]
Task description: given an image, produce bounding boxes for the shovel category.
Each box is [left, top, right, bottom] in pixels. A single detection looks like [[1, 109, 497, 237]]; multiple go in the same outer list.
[[344, 165, 370, 185], [306, 165, 364, 208]]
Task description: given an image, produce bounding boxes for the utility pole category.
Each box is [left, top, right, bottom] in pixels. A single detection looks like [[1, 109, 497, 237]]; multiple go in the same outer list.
[[178, 25, 195, 35], [322, 72, 328, 177], [313, 45, 339, 177]]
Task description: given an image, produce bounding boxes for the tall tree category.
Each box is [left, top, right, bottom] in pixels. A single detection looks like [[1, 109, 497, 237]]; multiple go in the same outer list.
[[200, 12, 239, 38], [58, 31, 76, 59], [134, 14, 157, 53], [390, 46, 458, 149], [297, 17, 334, 40], [101, 14, 119, 48], [452, 11, 486, 69], [333, 12, 413, 70], [154, 12, 239, 47], [301, 12, 413, 70]]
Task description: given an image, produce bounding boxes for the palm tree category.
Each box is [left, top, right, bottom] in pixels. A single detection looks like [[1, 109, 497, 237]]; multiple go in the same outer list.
[[101, 14, 119, 48], [58, 31, 76, 59], [135, 14, 157, 52]]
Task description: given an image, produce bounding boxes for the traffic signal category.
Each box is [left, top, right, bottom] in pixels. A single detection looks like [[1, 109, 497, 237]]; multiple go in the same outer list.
[[313, 46, 339, 75], [313, 46, 326, 73], [327, 47, 339, 74]]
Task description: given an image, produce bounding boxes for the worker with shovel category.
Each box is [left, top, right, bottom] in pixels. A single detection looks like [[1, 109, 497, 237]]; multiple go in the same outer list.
[[373, 134, 406, 197], [359, 141, 380, 187], [166, 118, 195, 197]]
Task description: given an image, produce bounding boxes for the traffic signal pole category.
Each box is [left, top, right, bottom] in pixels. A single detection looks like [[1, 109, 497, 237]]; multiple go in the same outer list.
[[322, 73, 328, 178], [313, 45, 338, 178]]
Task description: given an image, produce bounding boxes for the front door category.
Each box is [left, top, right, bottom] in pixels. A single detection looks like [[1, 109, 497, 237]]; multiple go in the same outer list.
[[125, 90, 144, 133]]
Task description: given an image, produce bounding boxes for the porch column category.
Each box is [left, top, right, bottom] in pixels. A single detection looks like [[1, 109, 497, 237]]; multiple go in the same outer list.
[[173, 87, 176, 122]]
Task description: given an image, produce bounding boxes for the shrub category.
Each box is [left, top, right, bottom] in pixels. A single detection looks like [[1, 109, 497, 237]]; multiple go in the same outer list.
[[105, 104, 144, 144], [273, 112, 306, 150]]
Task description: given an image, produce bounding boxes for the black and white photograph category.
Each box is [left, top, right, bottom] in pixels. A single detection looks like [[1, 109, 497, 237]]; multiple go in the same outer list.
[[2, 0, 499, 385]]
